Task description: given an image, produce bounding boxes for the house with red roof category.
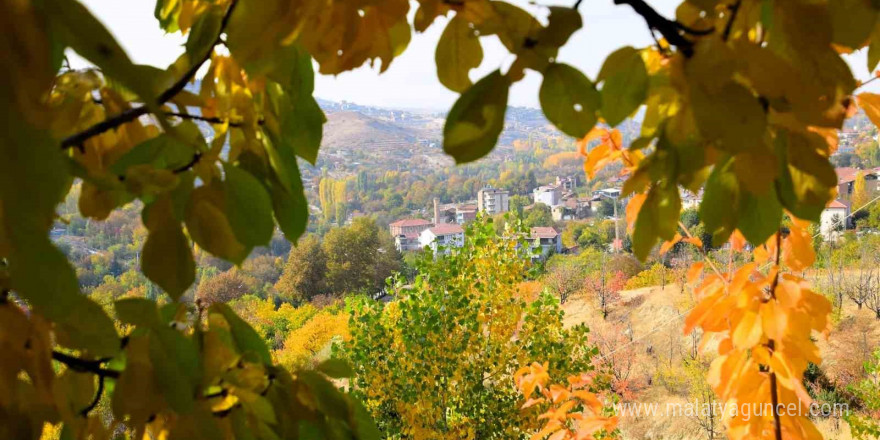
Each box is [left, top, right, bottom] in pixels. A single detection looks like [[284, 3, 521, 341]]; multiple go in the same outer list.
[[836, 167, 879, 201], [527, 227, 562, 258], [389, 219, 433, 251]]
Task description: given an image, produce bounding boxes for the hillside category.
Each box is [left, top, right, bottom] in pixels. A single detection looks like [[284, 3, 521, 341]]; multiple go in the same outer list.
[[562, 282, 880, 440], [320, 110, 434, 151]]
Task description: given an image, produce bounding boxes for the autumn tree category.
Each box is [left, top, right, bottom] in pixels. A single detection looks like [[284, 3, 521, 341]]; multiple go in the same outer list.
[[195, 268, 255, 306], [275, 235, 328, 303], [323, 217, 397, 296], [853, 172, 871, 211], [543, 255, 584, 304], [341, 219, 599, 439]]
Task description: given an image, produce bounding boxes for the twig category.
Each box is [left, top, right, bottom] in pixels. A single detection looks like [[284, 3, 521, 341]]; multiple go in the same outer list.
[[722, 0, 741, 41], [765, 230, 783, 440], [857, 75, 880, 92], [52, 350, 120, 379], [60, 0, 238, 150], [612, 0, 697, 56], [673, 21, 714, 36], [172, 152, 203, 174], [678, 221, 725, 281], [80, 375, 105, 417]]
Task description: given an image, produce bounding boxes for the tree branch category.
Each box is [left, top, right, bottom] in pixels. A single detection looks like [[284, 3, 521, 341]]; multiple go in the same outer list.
[[766, 230, 783, 440], [612, 0, 698, 56], [722, 0, 742, 41], [172, 152, 203, 174], [80, 374, 105, 417], [51, 350, 120, 379], [60, 0, 239, 150]]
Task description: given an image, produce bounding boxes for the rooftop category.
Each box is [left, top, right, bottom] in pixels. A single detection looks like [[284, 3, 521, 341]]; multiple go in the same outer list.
[[530, 227, 559, 239], [428, 224, 464, 235], [390, 218, 433, 227], [826, 199, 849, 209]]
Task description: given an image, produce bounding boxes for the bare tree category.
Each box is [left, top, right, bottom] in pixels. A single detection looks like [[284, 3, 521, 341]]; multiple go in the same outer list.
[[842, 246, 878, 311], [584, 253, 625, 319], [544, 259, 584, 304], [826, 246, 847, 315]]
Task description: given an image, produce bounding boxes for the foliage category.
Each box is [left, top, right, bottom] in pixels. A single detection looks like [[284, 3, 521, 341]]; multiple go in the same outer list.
[[846, 349, 880, 439], [341, 219, 600, 439], [324, 217, 400, 296], [275, 235, 328, 303], [3, 0, 879, 437], [276, 310, 349, 371], [514, 362, 617, 440], [524, 203, 554, 228], [195, 268, 256, 306], [544, 255, 585, 304], [0, 297, 376, 439], [228, 295, 319, 349], [854, 172, 871, 213], [624, 263, 670, 290], [682, 224, 832, 439]]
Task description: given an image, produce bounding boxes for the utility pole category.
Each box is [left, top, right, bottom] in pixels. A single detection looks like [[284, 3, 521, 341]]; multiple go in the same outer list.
[[613, 196, 619, 253]]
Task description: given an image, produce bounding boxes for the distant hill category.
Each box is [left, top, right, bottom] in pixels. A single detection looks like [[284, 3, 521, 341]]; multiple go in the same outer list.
[[320, 111, 431, 151]]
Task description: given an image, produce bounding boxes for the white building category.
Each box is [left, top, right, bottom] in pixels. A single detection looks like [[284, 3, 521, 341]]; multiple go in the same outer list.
[[477, 187, 510, 215], [820, 199, 849, 239], [533, 185, 562, 207], [419, 224, 465, 254]]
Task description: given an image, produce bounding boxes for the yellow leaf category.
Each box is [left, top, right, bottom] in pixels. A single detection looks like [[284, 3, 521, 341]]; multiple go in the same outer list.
[[782, 218, 815, 271], [731, 310, 762, 349], [858, 92, 880, 128]]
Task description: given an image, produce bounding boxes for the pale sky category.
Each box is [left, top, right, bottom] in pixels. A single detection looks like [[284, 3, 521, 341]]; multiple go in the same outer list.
[[73, 0, 876, 110]]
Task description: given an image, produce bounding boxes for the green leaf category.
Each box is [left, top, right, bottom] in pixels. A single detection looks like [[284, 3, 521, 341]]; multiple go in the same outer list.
[[776, 129, 837, 222], [443, 70, 510, 164], [0, 110, 118, 357], [210, 303, 272, 365], [830, 0, 877, 50], [154, 0, 181, 32], [597, 46, 648, 127], [537, 7, 583, 48], [262, 122, 309, 242], [223, 163, 274, 247], [110, 133, 196, 175], [48, 0, 156, 106], [868, 22, 880, 71], [700, 159, 740, 246], [141, 196, 195, 300], [540, 63, 600, 138], [436, 15, 483, 93], [263, 45, 325, 165], [185, 184, 251, 265], [690, 82, 767, 153], [632, 185, 681, 260], [148, 331, 198, 413], [350, 397, 382, 440], [316, 358, 354, 378], [270, 173, 308, 242], [115, 298, 161, 328], [738, 187, 782, 245], [185, 7, 223, 60]]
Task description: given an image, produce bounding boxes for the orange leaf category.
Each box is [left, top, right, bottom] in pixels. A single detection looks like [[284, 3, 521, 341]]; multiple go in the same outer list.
[[625, 193, 647, 231], [686, 262, 704, 284], [782, 218, 815, 271], [659, 233, 682, 255]]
